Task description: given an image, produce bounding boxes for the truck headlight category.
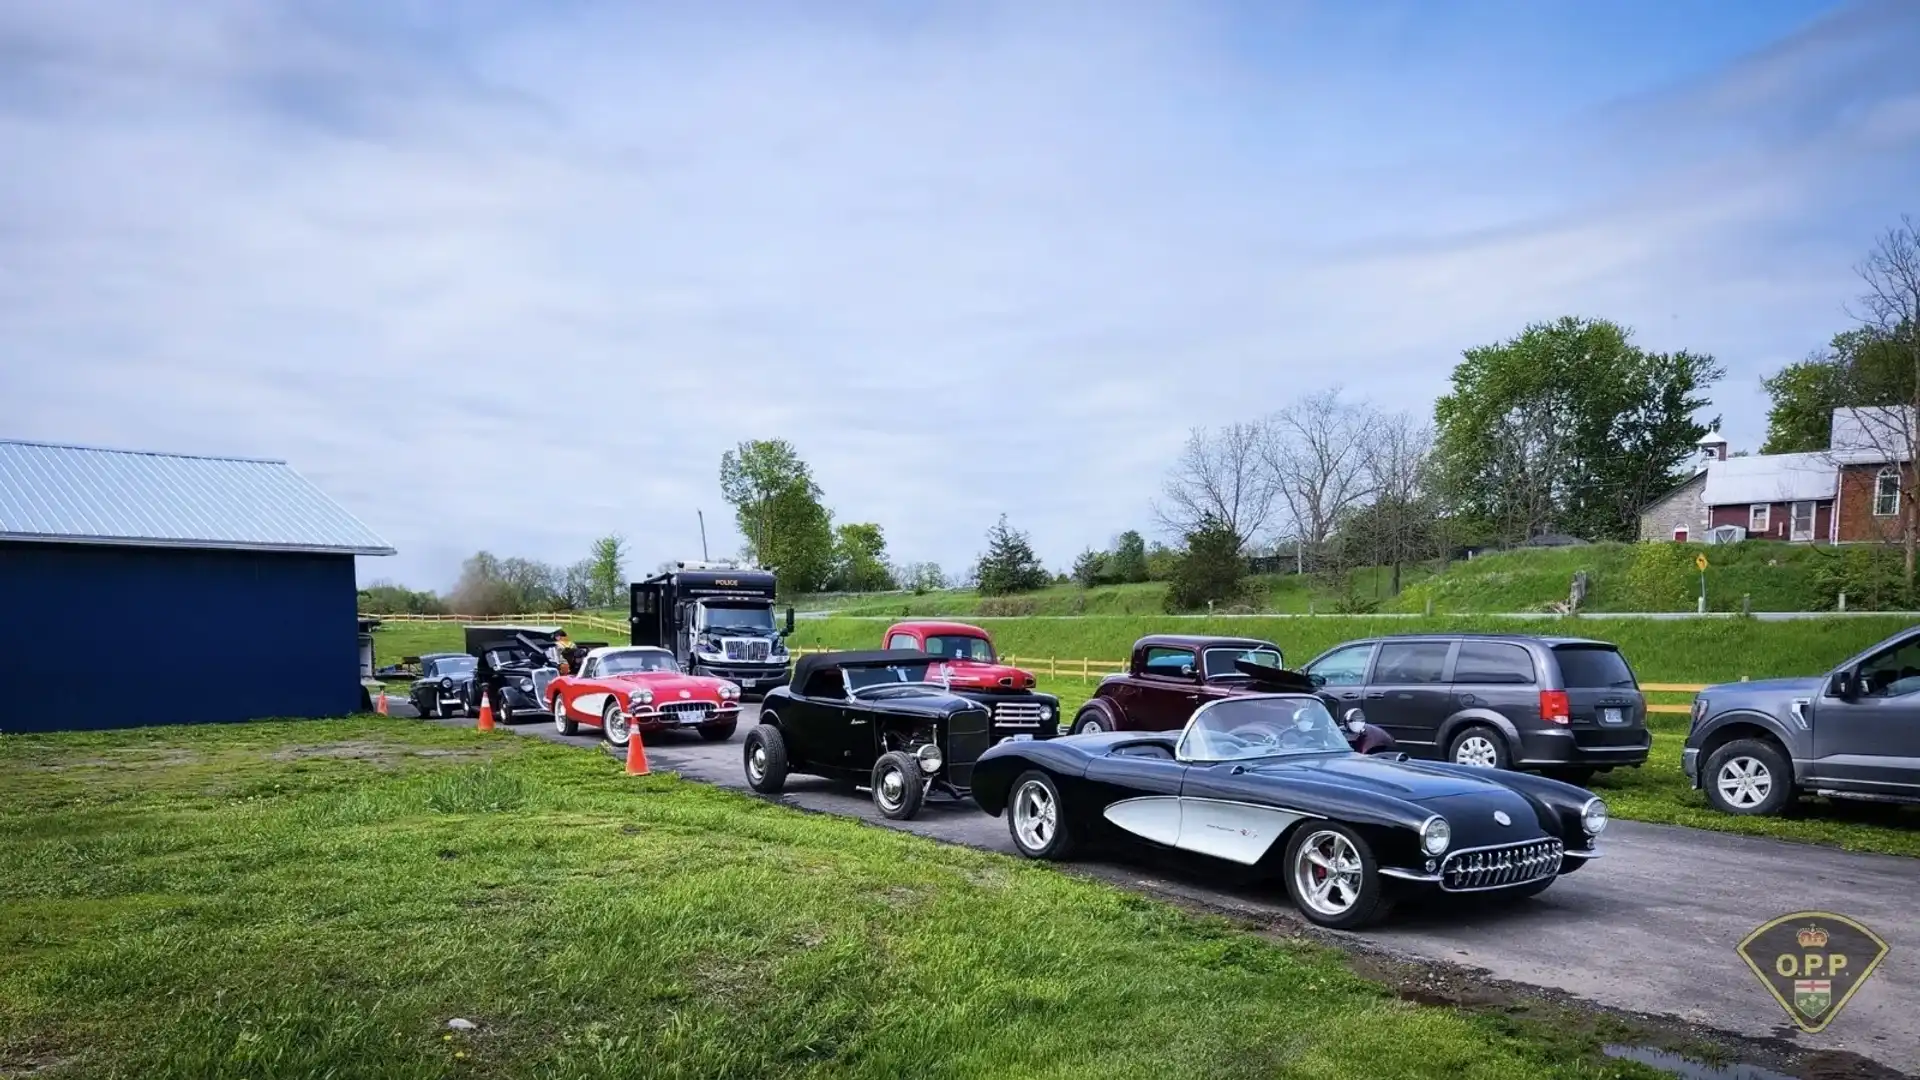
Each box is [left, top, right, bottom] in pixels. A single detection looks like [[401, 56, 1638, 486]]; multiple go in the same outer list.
[[1582, 798, 1609, 836], [1038, 706, 1053, 720], [1419, 816, 1451, 856], [517, 679, 533, 692], [440, 677, 452, 689], [630, 689, 654, 706], [915, 743, 943, 773]]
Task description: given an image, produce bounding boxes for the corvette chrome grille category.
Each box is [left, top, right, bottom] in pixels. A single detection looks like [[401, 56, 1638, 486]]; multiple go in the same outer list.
[[722, 639, 771, 662], [1440, 839, 1563, 892], [662, 702, 716, 723], [990, 701, 1048, 728]]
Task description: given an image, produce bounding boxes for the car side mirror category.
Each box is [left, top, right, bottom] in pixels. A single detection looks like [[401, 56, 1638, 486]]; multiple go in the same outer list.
[[1828, 671, 1857, 700], [785, 607, 796, 635], [1343, 707, 1367, 735], [1309, 672, 1326, 687]]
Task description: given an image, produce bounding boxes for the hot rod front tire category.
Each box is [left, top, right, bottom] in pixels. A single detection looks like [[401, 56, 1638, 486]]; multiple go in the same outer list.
[[1006, 769, 1077, 861], [744, 724, 789, 794], [1282, 823, 1391, 930], [872, 751, 925, 820]]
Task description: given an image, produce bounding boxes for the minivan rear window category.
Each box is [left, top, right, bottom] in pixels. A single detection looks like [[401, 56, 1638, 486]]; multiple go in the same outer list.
[[1553, 646, 1637, 688]]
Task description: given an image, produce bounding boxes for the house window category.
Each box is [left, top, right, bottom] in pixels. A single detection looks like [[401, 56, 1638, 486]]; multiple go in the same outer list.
[[1874, 467, 1900, 517], [1749, 505, 1770, 533]]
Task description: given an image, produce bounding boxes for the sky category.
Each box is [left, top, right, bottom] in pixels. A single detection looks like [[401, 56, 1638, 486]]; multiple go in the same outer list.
[[4, 0, 1920, 591]]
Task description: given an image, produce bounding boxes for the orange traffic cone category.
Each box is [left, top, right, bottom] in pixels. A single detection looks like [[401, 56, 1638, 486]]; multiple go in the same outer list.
[[477, 698, 494, 732], [625, 730, 649, 775], [376, 692, 388, 715]]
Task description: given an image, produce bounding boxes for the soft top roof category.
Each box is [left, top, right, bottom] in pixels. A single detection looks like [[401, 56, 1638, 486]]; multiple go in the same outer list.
[[790, 649, 936, 688]]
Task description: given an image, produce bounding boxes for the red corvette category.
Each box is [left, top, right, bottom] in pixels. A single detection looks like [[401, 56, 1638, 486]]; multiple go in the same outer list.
[[545, 646, 741, 746]]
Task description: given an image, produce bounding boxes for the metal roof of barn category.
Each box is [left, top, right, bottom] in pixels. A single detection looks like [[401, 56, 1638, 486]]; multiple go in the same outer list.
[[0, 439, 395, 556]]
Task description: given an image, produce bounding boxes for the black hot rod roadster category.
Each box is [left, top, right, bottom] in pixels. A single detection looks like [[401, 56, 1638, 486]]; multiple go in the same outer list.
[[971, 693, 1609, 929]]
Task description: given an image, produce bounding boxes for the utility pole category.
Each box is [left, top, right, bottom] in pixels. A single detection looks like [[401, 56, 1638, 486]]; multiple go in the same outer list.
[[698, 510, 710, 561]]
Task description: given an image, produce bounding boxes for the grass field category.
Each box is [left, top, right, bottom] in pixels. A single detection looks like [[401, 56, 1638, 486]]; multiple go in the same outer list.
[[2, 718, 1687, 1080]]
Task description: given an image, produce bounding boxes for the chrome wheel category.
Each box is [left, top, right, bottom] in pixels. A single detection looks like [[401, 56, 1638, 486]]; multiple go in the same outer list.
[[1292, 829, 1364, 917], [747, 743, 768, 784], [604, 704, 629, 745], [876, 763, 907, 813], [1454, 735, 1499, 768], [552, 695, 568, 733], [1075, 716, 1106, 735], [1012, 779, 1057, 852], [1715, 756, 1773, 809]]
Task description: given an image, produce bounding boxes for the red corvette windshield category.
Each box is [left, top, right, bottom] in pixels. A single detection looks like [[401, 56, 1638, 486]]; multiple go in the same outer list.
[[599, 651, 678, 675]]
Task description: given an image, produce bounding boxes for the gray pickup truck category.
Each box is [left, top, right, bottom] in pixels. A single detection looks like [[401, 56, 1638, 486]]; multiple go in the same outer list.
[[1682, 626, 1920, 815]]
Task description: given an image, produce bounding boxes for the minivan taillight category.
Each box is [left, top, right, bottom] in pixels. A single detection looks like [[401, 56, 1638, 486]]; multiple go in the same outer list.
[[1540, 690, 1570, 725]]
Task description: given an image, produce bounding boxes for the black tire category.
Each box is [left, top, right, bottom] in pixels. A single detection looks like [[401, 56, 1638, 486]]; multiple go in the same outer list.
[[1005, 769, 1077, 860], [1447, 725, 1511, 770], [872, 751, 926, 820], [1071, 707, 1110, 735], [1702, 738, 1795, 816], [744, 724, 789, 794], [698, 719, 737, 742], [493, 688, 516, 725], [601, 700, 630, 748], [419, 695, 438, 720], [1544, 767, 1595, 786], [552, 693, 578, 736], [1282, 822, 1391, 930]]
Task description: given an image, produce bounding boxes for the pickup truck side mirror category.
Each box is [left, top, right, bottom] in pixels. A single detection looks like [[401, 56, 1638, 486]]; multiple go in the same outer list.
[[1828, 670, 1857, 700], [785, 607, 796, 635]]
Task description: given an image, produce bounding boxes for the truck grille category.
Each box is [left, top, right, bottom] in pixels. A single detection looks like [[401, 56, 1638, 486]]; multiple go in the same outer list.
[[1440, 839, 1562, 892], [723, 639, 771, 662], [662, 701, 715, 724], [991, 701, 1048, 728]]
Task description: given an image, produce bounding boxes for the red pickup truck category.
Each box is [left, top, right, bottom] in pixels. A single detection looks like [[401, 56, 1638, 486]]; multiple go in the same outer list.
[[1070, 633, 1395, 753], [880, 621, 1062, 740]]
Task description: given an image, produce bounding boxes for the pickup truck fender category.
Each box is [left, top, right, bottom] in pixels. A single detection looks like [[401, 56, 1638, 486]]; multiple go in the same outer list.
[[1689, 708, 1805, 787]]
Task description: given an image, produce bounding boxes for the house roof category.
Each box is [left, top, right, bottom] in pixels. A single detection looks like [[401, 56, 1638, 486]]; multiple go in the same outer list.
[[0, 439, 395, 556], [1702, 451, 1839, 505]]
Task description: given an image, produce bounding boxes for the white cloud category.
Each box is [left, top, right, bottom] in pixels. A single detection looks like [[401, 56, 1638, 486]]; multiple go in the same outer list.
[[2, 0, 1918, 589]]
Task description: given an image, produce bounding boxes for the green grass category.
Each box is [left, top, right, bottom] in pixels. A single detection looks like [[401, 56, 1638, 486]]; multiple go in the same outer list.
[[1, 718, 1673, 1080], [789, 568, 1436, 618]]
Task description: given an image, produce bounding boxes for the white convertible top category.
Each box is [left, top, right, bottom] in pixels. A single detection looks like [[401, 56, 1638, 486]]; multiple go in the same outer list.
[[584, 645, 673, 664]]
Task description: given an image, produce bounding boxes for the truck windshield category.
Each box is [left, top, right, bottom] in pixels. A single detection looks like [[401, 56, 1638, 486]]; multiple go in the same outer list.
[[699, 604, 774, 631], [923, 635, 995, 662]]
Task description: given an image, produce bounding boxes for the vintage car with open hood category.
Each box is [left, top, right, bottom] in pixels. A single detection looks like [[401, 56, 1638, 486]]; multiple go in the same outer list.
[[466, 625, 562, 725], [971, 693, 1608, 929], [879, 621, 1063, 740], [743, 650, 994, 821], [543, 645, 741, 746]]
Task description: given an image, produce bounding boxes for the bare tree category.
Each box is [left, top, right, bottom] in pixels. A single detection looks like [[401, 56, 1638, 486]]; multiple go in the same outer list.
[[1262, 389, 1378, 572], [1152, 421, 1281, 551], [1361, 413, 1438, 595], [1835, 216, 1920, 587]]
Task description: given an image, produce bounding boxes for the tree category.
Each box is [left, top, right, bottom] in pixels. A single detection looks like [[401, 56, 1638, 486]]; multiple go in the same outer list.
[[974, 515, 1049, 596], [1838, 215, 1920, 588], [1153, 422, 1280, 551], [357, 581, 447, 615], [1261, 389, 1377, 571], [561, 558, 598, 609], [1144, 541, 1181, 582], [1345, 413, 1438, 596], [1108, 530, 1149, 583], [718, 439, 835, 592], [587, 534, 627, 608], [1165, 515, 1246, 611], [449, 551, 565, 614], [828, 522, 896, 592], [897, 561, 947, 594], [1070, 548, 1110, 588], [1433, 316, 1723, 545], [1760, 330, 1913, 453]]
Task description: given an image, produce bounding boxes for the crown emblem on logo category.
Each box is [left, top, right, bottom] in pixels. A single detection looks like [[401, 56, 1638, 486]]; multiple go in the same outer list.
[[1796, 925, 1830, 948]]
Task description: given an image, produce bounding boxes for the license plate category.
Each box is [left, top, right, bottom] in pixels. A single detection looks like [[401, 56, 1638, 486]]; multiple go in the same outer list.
[[1600, 708, 1624, 725], [741, 679, 757, 687]]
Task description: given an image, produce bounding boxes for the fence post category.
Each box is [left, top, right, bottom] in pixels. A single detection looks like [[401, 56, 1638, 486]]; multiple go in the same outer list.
[[1050, 656, 1057, 676], [1082, 658, 1090, 682], [1839, 591, 1848, 612], [1425, 597, 1434, 617], [1741, 593, 1751, 615]]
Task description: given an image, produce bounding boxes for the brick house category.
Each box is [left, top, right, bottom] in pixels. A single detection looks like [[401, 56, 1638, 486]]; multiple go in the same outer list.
[[1637, 408, 1913, 545]]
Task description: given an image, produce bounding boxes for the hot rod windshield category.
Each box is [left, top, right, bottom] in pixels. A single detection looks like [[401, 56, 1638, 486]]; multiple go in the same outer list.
[[846, 663, 932, 692], [1178, 697, 1350, 763]]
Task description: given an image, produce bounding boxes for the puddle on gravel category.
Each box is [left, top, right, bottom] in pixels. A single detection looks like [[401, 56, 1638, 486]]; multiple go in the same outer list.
[[1604, 1046, 1796, 1080]]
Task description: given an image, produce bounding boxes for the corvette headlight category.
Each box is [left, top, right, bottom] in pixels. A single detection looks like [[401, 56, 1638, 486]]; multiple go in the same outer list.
[[915, 743, 943, 773], [630, 689, 654, 706], [720, 683, 739, 699], [1582, 798, 1609, 836], [1419, 816, 1451, 856]]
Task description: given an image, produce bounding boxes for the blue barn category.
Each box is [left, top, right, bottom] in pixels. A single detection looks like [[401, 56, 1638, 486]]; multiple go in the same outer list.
[[0, 439, 394, 734]]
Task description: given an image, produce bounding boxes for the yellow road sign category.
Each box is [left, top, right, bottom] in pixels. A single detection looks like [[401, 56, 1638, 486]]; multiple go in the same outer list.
[[1696, 553, 1709, 571]]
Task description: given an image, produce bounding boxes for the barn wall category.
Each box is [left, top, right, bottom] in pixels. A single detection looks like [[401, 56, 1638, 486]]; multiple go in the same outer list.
[[0, 541, 360, 733]]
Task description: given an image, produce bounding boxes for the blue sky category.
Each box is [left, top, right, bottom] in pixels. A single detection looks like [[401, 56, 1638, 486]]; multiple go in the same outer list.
[[3, 0, 1918, 590]]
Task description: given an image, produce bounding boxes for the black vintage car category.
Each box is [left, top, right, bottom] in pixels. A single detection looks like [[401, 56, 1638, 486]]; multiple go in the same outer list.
[[743, 650, 994, 820], [972, 693, 1609, 929], [466, 625, 561, 724], [408, 652, 478, 718]]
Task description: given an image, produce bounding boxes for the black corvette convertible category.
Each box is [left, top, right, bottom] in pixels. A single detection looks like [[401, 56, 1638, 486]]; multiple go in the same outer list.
[[970, 693, 1608, 929]]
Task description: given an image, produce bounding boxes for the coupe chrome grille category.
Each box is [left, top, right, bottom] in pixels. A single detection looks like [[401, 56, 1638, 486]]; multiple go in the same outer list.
[[991, 701, 1048, 728], [662, 701, 716, 723], [1440, 839, 1563, 892], [722, 639, 771, 662]]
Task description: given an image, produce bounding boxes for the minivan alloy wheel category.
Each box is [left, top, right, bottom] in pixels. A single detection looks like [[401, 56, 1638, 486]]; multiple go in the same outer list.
[[1454, 735, 1500, 768], [1715, 755, 1773, 809]]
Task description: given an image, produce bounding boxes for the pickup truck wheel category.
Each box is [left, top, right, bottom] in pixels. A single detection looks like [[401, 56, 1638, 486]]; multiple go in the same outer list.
[[1448, 725, 1509, 769], [1704, 739, 1793, 816], [744, 724, 789, 794], [872, 751, 926, 820], [1071, 708, 1110, 735]]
